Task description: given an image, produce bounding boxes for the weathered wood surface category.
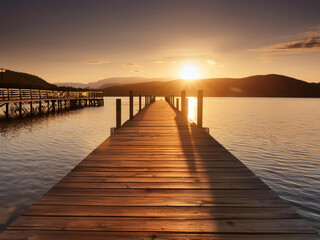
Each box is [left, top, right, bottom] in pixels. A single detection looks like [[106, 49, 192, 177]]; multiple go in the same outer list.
[[1, 100, 319, 239]]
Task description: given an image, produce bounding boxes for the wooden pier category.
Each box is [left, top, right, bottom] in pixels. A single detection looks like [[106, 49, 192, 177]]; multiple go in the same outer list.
[[1, 100, 319, 239], [0, 88, 104, 118]]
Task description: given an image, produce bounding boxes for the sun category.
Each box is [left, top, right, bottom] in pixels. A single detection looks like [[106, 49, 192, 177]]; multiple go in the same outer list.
[[179, 64, 201, 80]]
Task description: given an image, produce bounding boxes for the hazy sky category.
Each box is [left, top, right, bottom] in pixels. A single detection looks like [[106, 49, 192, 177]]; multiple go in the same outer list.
[[1, 0, 320, 83]]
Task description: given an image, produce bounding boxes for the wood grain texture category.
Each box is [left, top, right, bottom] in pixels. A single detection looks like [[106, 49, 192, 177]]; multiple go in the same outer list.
[[1, 100, 319, 239]]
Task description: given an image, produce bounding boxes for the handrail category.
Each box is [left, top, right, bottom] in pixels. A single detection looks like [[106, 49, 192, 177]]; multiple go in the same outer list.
[[0, 88, 103, 101]]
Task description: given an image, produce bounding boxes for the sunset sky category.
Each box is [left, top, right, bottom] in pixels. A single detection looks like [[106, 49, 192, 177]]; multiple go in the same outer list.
[[1, 0, 320, 83]]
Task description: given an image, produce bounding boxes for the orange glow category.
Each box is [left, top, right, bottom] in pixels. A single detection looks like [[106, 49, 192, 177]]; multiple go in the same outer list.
[[179, 64, 201, 80], [187, 97, 197, 121]]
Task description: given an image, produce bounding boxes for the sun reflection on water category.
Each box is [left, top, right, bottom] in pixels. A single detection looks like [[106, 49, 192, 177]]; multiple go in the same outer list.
[[187, 97, 197, 121]]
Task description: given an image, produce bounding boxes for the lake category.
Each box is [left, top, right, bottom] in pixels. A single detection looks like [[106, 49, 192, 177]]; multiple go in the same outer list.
[[0, 97, 319, 233]]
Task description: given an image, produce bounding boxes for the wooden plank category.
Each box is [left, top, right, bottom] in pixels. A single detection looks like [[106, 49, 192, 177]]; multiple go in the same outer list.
[[72, 167, 251, 172], [53, 181, 269, 189], [66, 171, 256, 178], [22, 205, 300, 219], [77, 160, 245, 167], [7, 217, 315, 233], [46, 188, 279, 198], [1, 231, 319, 240], [61, 176, 263, 183], [34, 196, 286, 207]]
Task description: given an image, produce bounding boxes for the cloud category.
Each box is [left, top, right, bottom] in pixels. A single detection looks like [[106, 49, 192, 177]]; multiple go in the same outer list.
[[132, 70, 141, 73], [85, 60, 109, 64], [262, 37, 320, 51], [123, 63, 139, 67], [256, 26, 320, 52], [206, 59, 217, 65], [154, 60, 163, 64]]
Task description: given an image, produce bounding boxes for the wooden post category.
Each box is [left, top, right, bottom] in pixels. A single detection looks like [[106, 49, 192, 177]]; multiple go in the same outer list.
[[5, 103, 9, 118], [176, 98, 179, 111], [181, 90, 186, 117], [139, 95, 141, 111], [39, 101, 42, 114], [185, 98, 189, 119], [19, 102, 22, 117], [30, 101, 33, 115], [197, 90, 203, 127], [129, 90, 133, 120], [116, 98, 121, 128]]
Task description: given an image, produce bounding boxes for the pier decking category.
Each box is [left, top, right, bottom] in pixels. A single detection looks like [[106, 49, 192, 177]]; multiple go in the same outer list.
[[1, 100, 319, 239]]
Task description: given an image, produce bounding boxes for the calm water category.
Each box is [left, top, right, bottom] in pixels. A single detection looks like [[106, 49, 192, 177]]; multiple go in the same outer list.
[[0, 97, 319, 233]]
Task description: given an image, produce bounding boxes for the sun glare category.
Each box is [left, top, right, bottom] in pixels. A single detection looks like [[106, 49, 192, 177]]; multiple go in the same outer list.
[[179, 64, 200, 80]]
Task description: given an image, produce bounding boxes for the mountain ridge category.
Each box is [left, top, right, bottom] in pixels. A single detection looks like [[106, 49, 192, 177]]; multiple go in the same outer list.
[[55, 77, 170, 89], [101, 74, 320, 97]]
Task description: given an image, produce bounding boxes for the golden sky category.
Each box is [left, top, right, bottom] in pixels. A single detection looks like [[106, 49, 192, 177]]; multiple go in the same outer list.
[[1, 0, 320, 83]]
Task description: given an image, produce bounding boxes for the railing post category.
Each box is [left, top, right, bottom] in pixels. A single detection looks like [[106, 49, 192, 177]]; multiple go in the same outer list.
[[139, 94, 141, 111], [176, 98, 179, 111], [185, 97, 188, 119], [129, 90, 133, 120], [19, 102, 22, 117], [116, 98, 121, 128], [197, 90, 203, 128], [5, 103, 9, 118], [181, 90, 186, 117]]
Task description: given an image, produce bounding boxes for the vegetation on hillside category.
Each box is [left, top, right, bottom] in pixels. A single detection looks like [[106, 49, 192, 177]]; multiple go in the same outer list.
[[0, 70, 91, 91]]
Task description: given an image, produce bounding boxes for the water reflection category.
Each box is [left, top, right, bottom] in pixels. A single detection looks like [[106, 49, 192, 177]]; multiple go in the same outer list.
[[187, 97, 197, 121], [0, 97, 319, 233], [0, 97, 140, 232]]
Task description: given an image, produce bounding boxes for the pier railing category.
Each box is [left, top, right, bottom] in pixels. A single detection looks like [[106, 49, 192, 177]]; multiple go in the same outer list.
[[0, 88, 103, 102], [165, 90, 207, 130], [0, 88, 104, 119], [112, 92, 155, 132]]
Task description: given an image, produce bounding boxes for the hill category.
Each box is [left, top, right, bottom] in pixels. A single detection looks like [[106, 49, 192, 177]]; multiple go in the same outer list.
[[0, 70, 90, 91], [56, 77, 170, 89], [0, 70, 58, 89], [101, 74, 320, 97]]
